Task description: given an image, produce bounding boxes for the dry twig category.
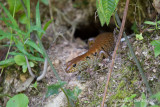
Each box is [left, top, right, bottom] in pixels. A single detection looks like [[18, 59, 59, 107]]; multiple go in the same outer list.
[[101, 0, 130, 106]]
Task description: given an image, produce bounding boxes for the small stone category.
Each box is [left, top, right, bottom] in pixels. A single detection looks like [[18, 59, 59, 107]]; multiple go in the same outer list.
[[55, 59, 60, 65], [52, 59, 60, 66], [20, 74, 27, 82], [99, 77, 105, 83], [135, 51, 139, 55], [142, 51, 147, 57], [114, 66, 117, 69], [153, 69, 156, 73], [148, 76, 154, 81]]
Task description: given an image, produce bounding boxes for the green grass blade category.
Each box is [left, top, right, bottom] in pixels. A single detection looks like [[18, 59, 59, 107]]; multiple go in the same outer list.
[[0, 58, 15, 67], [26, 0, 30, 37], [25, 25, 45, 39], [9, 52, 24, 56], [9, 52, 44, 62], [43, 20, 52, 31], [16, 41, 30, 56], [36, 1, 41, 30], [0, 30, 12, 40], [40, 20, 52, 38], [144, 21, 156, 25], [27, 55, 44, 62], [30, 26, 45, 33]]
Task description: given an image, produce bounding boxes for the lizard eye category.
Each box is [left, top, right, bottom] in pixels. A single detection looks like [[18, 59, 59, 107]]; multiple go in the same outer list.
[[73, 64, 76, 67], [93, 52, 97, 56]]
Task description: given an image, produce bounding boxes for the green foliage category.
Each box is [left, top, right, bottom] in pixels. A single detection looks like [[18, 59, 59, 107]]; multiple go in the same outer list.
[[122, 92, 160, 107], [144, 21, 160, 25], [144, 20, 160, 31], [9, 52, 44, 62], [144, 20, 160, 57], [0, 1, 49, 71], [46, 81, 66, 98], [0, 29, 12, 40], [96, 0, 119, 26], [134, 93, 147, 107], [7, 0, 28, 24], [6, 94, 29, 107], [7, 0, 27, 14], [151, 40, 160, 57], [0, 3, 18, 27], [18, 14, 28, 24]]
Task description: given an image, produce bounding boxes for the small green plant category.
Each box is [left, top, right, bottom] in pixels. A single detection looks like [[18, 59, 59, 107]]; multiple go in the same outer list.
[[150, 92, 160, 107], [14, 55, 34, 73], [46, 81, 81, 106], [131, 22, 144, 41], [46, 81, 67, 98], [146, 20, 160, 57], [143, 20, 160, 57], [31, 81, 38, 91]]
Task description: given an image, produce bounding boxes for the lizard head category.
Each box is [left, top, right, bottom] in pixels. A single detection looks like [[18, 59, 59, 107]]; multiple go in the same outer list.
[[65, 53, 91, 73], [65, 56, 81, 73]]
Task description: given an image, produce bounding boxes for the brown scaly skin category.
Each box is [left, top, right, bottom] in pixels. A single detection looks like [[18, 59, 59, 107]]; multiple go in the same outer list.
[[66, 32, 114, 73]]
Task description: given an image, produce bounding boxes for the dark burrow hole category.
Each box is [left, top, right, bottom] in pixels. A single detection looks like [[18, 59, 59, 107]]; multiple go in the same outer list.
[[74, 19, 115, 41], [74, 16, 133, 41]]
